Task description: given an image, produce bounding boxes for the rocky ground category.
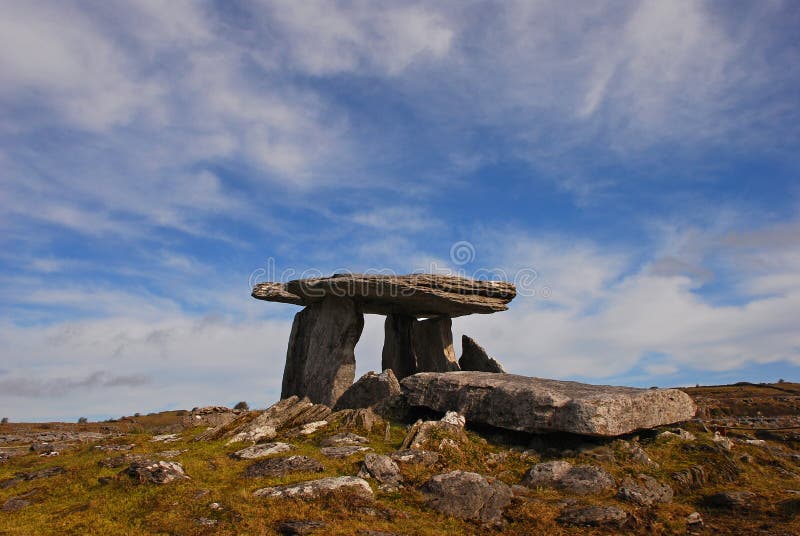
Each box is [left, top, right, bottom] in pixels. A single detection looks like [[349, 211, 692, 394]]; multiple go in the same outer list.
[[1, 383, 800, 535]]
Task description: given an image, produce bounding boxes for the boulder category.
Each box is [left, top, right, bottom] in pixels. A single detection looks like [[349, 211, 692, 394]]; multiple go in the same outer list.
[[230, 442, 295, 460], [421, 470, 512, 523], [520, 460, 573, 487], [282, 296, 364, 407], [244, 456, 324, 478], [276, 519, 327, 535], [521, 461, 614, 495], [327, 407, 383, 432], [253, 476, 374, 501], [121, 460, 189, 484], [458, 335, 505, 373], [400, 412, 467, 450], [617, 474, 673, 506], [557, 504, 628, 527], [703, 490, 757, 509], [254, 274, 516, 317], [182, 406, 240, 429], [334, 370, 401, 411], [401, 372, 697, 436], [357, 454, 402, 486]]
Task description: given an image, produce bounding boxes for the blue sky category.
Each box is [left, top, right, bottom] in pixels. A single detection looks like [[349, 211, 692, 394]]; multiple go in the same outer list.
[[1, 0, 799, 421]]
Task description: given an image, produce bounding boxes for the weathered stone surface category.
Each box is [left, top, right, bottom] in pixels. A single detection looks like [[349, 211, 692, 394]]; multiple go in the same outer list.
[[282, 296, 364, 407], [390, 449, 439, 466], [244, 456, 324, 478], [358, 454, 402, 486], [320, 445, 372, 458], [334, 370, 401, 411], [458, 335, 505, 373], [401, 372, 697, 436], [254, 476, 374, 501], [230, 442, 295, 460], [421, 470, 512, 523], [320, 433, 369, 447], [254, 274, 517, 317], [557, 504, 628, 527], [121, 460, 189, 484], [617, 474, 673, 506]]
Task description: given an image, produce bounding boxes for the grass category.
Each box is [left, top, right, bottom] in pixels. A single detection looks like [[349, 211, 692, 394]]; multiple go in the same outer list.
[[2, 383, 800, 534]]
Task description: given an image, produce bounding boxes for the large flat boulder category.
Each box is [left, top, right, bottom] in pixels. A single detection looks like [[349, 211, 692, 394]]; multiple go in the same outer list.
[[253, 274, 516, 317], [400, 372, 696, 437]]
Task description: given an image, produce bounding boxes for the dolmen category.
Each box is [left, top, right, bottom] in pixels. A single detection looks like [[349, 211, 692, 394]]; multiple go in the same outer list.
[[252, 273, 696, 436], [252, 273, 515, 406]]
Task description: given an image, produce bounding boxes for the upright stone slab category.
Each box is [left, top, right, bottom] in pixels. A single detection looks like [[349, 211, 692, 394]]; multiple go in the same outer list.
[[281, 296, 364, 407], [459, 335, 505, 373], [382, 314, 417, 380], [412, 317, 459, 373]]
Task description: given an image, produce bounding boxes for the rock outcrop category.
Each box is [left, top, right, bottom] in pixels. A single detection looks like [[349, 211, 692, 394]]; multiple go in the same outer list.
[[357, 454, 402, 486], [421, 470, 512, 523], [196, 396, 331, 444], [230, 442, 295, 460], [244, 456, 324, 478], [333, 370, 401, 411], [521, 461, 615, 495], [617, 474, 673, 506], [282, 296, 364, 407], [458, 335, 505, 373], [401, 372, 697, 436]]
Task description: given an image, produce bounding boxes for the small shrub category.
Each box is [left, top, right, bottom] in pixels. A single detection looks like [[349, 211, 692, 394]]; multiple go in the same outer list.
[[77, 417, 88, 424], [134, 413, 141, 417], [1, 417, 8, 424], [234, 401, 249, 411]]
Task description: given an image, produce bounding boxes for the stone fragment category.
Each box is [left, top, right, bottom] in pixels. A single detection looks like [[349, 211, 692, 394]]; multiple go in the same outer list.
[[557, 504, 628, 527], [401, 372, 697, 436], [122, 460, 189, 484], [421, 470, 512, 523], [254, 274, 517, 317], [151, 434, 180, 443], [357, 454, 402, 486], [254, 476, 374, 501], [658, 429, 696, 441], [244, 456, 324, 478], [334, 370, 401, 411], [617, 474, 673, 506], [230, 442, 294, 460], [521, 460, 573, 487], [390, 449, 439, 466], [281, 296, 364, 407], [0, 466, 66, 489], [276, 519, 327, 535], [286, 421, 328, 436], [320, 445, 372, 459], [686, 511, 704, 530], [703, 490, 757, 509], [712, 432, 734, 451], [558, 465, 616, 495], [320, 433, 369, 447], [194, 517, 218, 527], [458, 335, 505, 373], [94, 444, 135, 452]]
